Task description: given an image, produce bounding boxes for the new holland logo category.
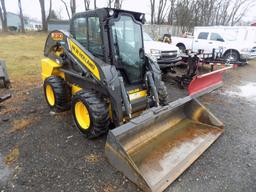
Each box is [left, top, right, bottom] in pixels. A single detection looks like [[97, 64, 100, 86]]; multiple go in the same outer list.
[[68, 39, 100, 80]]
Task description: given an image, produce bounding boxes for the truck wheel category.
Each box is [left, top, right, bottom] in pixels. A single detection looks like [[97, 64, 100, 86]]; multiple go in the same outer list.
[[158, 81, 168, 105], [224, 50, 239, 62], [71, 90, 110, 139], [177, 44, 186, 52], [43, 76, 71, 112]]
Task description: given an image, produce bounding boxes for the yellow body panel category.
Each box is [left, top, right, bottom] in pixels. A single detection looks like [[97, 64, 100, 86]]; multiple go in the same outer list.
[[68, 39, 101, 80], [41, 57, 146, 122], [128, 90, 147, 101], [128, 88, 140, 94], [41, 58, 82, 95], [41, 58, 65, 80], [71, 85, 82, 95]]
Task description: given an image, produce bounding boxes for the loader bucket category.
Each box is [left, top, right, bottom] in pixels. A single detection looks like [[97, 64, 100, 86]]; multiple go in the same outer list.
[[105, 97, 223, 192], [188, 66, 232, 96]]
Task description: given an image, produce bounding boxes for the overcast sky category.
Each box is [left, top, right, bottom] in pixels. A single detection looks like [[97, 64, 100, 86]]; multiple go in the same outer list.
[[5, 0, 256, 23]]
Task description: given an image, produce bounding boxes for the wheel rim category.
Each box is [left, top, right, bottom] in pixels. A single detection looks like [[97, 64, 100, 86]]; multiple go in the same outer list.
[[228, 55, 235, 60], [227, 53, 237, 61], [46, 85, 55, 106], [75, 101, 90, 129]]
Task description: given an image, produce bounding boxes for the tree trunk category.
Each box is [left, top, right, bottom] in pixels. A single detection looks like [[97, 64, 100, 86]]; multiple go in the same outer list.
[[108, 0, 112, 8], [0, 0, 8, 32], [84, 0, 90, 10], [150, 0, 155, 24], [114, 0, 120, 9], [70, 0, 76, 16], [18, 0, 25, 33], [46, 0, 52, 22], [39, 0, 47, 31], [94, 0, 96, 9]]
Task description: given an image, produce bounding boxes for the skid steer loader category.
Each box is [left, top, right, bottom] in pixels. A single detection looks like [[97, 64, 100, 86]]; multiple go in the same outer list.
[[41, 8, 224, 192]]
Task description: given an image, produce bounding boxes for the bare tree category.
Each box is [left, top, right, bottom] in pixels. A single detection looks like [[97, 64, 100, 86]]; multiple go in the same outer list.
[[228, 0, 255, 26], [114, 0, 124, 9], [70, 0, 76, 16], [38, 0, 53, 31], [39, 0, 47, 31], [46, 0, 52, 22], [156, 0, 168, 24], [108, 0, 113, 8], [150, 0, 155, 24], [60, 0, 71, 19], [168, 0, 176, 25], [56, 7, 63, 20], [107, 0, 124, 9], [18, 0, 25, 33], [156, 0, 255, 32], [0, 0, 7, 32], [48, 10, 59, 20], [84, 0, 90, 10]]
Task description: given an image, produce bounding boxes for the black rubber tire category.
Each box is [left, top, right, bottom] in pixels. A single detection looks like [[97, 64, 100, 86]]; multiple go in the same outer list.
[[224, 50, 239, 62], [43, 76, 71, 112], [177, 44, 186, 52], [71, 90, 110, 139], [158, 81, 168, 105]]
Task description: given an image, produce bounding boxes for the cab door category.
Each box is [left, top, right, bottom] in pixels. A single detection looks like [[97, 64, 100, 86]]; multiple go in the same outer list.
[[192, 32, 210, 52], [208, 32, 225, 53]]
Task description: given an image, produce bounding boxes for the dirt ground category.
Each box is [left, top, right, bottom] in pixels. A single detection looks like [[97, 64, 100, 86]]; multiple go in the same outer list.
[[0, 34, 256, 192]]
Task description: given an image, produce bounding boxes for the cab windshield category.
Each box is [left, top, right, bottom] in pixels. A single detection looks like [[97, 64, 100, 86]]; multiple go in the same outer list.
[[111, 15, 144, 84]]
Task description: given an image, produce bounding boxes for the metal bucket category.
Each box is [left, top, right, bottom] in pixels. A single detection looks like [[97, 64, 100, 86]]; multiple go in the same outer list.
[[105, 97, 223, 192]]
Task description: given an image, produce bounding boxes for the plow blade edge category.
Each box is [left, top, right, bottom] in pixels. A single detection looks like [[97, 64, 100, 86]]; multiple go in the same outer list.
[[105, 97, 223, 192], [188, 66, 232, 96]]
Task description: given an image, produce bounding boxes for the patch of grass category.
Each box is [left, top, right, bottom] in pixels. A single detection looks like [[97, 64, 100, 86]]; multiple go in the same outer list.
[[0, 32, 47, 89]]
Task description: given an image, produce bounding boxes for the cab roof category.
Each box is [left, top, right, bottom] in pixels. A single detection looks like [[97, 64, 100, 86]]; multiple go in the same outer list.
[[72, 8, 145, 24]]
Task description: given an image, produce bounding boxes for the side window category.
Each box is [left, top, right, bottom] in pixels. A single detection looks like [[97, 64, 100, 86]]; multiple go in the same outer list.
[[88, 17, 103, 58], [198, 32, 209, 40], [72, 17, 88, 48], [210, 33, 224, 42]]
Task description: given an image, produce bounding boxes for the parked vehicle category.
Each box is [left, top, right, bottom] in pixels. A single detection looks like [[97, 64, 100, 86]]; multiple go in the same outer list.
[[41, 8, 226, 192], [212, 26, 256, 43], [143, 32, 182, 69], [171, 26, 256, 61]]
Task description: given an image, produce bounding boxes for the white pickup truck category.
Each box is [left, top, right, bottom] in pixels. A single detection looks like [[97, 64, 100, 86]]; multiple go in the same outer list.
[[171, 27, 256, 61], [143, 32, 181, 69]]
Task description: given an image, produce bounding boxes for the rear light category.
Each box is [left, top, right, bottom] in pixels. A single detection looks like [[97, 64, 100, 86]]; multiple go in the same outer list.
[[51, 32, 64, 41]]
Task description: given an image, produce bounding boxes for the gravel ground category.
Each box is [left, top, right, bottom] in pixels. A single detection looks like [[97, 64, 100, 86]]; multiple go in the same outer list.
[[0, 62, 256, 192]]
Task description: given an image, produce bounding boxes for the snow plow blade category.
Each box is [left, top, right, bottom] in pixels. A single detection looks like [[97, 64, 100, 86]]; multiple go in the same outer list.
[[105, 97, 223, 192], [188, 66, 232, 96]]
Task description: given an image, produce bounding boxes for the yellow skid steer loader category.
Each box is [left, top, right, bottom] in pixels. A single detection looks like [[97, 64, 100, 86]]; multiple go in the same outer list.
[[41, 8, 224, 192]]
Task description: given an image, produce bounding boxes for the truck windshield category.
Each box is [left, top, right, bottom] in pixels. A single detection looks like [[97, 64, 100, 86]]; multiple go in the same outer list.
[[143, 32, 153, 41], [111, 15, 144, 83]]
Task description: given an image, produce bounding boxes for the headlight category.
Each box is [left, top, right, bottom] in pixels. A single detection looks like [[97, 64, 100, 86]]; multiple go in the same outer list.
[[150, 49, 161, 55], [241, 48, 250, 52]]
